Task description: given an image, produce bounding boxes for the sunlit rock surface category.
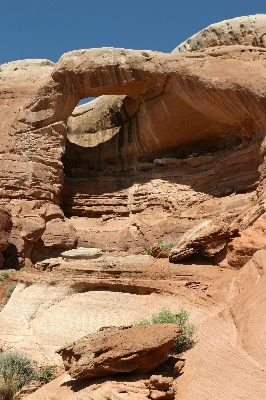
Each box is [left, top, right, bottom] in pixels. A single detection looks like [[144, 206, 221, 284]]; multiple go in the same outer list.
[[1, 13, 266, 400]]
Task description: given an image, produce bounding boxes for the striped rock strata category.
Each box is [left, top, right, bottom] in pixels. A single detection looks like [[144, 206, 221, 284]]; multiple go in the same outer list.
[[1, 14, 266, 269]]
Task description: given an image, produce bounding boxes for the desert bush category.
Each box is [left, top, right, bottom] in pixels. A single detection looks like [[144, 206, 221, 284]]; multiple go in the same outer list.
[[6, 284, 17, 299], [156, 239, 178, 249], [0, 272, 9, 282], [37, 366, 55, 384], [0, 373, 19, 400], [135, 308, 197, 354], [142, 249, 151, 255], [0, 272, 9, 280], [0, 352, 37, 400]]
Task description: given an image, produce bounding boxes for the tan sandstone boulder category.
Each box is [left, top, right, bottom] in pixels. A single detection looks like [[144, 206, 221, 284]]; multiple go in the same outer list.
[[58, 324, 181, 380], [169, 219, 236, 262]]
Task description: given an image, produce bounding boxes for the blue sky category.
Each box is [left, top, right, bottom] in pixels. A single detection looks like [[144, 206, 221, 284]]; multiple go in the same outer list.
[[1, 0, 266, 65], [1, 1, 266, 105]]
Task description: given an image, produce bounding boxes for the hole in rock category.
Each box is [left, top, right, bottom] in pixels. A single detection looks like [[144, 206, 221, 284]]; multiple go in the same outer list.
[[76, 97, 97, 107]]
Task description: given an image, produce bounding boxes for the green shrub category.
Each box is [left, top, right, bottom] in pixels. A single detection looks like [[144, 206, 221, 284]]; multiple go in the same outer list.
[[156, 239, 178, 249], [19, 268, 26, 272], [6, 284, 17, 299], [0, 373, 19, 400], [142, 249, 151, 255], [135, 308, 197, 354], [0, 351, 37, 399], [37, 366, 55, 384], [0, 272, 9, 282]]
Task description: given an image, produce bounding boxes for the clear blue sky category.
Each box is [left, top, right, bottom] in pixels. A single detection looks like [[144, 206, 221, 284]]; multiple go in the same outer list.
[[1, 0, 266, 66]]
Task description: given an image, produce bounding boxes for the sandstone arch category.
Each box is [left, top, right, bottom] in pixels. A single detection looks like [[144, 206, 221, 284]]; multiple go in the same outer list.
[[1, 15, 266, 266]]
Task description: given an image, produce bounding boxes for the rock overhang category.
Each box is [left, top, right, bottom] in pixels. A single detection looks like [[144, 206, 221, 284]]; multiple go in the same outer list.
[[1, 14, 266, 267]]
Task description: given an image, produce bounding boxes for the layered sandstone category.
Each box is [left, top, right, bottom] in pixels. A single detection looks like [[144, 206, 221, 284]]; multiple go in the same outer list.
[[0, 60, 77, 267], [1, 15, 266, 267], [2, 13, 266, 400]]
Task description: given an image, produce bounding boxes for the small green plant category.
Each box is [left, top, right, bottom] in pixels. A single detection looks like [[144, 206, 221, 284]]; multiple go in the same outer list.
[[0, 351, 37, 399], [19, 268, 26, 272], [6, 284, 17, 299], [135, 308, 197, 354], [37, 366, 55, 384], [0, 272, 9, 282], [0, 373, 19, 400], [142, 249, 151, 255], [156, 239, 178, 249]]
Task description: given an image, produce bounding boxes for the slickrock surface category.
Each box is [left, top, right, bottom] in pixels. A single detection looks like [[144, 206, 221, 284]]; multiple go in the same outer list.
[[10, 250, 266, 399], [172, 14, 266, 53], [175, 250, 266, 400], [0, 256, 213, 364], [1, 12, 266, 400], [58, 324, 181, 379]]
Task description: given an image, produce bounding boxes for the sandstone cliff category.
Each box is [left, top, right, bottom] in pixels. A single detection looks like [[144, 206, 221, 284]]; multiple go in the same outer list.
[[1, 15, 266, 266], [1, 14, 266, 399]]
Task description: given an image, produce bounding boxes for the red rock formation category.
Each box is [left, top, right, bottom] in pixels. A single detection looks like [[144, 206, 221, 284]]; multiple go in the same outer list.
[[58, 324, 181, 379], [0, 206, 12, 268], [2, 14, 266, 400], [2, 15, 266, 266]]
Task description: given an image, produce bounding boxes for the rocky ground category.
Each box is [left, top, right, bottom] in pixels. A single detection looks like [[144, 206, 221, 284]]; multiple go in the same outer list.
[[1, 250, 266, 399]]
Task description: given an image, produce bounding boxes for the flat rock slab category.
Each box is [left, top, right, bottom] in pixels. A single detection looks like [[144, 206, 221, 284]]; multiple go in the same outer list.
[[58, 324, 181, 379], [61, 247, 104, 260]]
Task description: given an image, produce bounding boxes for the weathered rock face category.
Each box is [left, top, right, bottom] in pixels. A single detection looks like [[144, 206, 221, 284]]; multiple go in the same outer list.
[[0, 60, 77, 267], [2, 13, 266, 268], [168, 199, 266, 264], [2, 14, 266, 400], [58, 324, 181, 379], [60, 15, 266, 263], [169, 219, 235, 262], [0, 207, 12, 268], [172, 14, 266, 53], [23, 372, 176, 400]]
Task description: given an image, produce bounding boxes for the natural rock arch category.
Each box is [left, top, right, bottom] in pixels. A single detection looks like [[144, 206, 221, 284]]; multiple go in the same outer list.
[[1, 15, 266, 266]]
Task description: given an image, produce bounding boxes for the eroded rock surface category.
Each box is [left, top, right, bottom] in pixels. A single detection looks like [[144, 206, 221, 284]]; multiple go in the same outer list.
[[1, 15, 266, 267], [1, 13, 266, 400], [172, 14, 266, 53], [58, 324, 181, 379], [169, 219, 236, 262], [0, 206, 12, 267]]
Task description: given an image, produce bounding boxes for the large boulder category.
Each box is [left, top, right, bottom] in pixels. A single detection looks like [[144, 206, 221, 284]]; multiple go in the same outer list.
[[58, 324, 181, 379], [169, 220, 236, 262]]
